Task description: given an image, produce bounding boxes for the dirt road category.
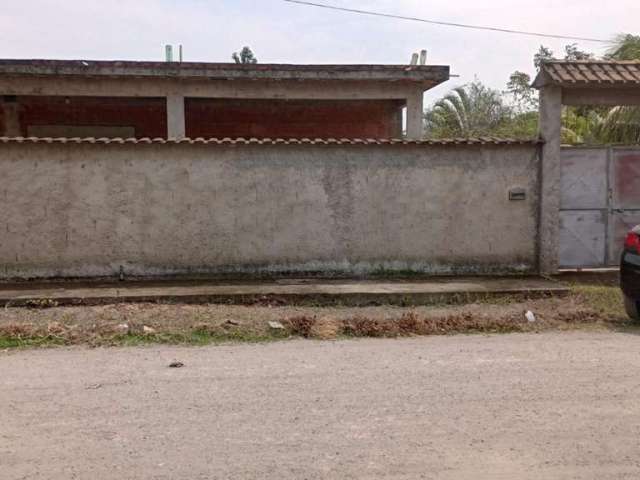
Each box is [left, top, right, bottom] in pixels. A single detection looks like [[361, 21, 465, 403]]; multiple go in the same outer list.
[[3, 332, 640, 479]]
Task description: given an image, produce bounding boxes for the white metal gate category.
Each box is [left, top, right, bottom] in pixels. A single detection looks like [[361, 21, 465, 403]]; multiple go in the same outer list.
[[559, 147, 640, 268]]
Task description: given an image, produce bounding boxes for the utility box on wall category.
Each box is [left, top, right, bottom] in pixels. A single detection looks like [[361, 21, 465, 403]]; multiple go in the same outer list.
[[509, 188, 527, 201]]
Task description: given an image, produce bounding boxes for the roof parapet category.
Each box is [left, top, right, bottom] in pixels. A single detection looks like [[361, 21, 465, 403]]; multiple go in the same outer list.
[[0, 59, 450, 88]]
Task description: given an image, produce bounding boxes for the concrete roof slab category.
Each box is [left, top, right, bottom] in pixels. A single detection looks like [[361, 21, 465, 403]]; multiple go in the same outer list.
[[0, 59, 450, 89]]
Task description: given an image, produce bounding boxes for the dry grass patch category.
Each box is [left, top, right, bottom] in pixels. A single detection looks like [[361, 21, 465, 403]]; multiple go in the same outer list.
[[282, 303, 610, 340], [0, 284, 633, 349]]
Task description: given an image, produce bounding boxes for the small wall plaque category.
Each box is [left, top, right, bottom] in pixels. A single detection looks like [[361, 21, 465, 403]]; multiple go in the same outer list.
[[509, 188, 526, 201]]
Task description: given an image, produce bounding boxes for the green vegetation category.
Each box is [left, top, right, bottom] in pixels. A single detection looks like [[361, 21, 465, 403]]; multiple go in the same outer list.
[[0, 335, 66, 349], [424, 81, 516, 138], [423, 34, 640, 144], [0, 328, 289, 350], [232, 46, 258, 64], [0, 281, 633, 350], [0, 274, 633, 351], [110, 329, 287, 347], [607, 34, 640, 61], [570, 284, 627, 319]]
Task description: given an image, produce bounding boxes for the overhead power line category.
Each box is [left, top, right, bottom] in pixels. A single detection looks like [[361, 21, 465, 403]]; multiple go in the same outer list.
[[283, 0, 608, 43]]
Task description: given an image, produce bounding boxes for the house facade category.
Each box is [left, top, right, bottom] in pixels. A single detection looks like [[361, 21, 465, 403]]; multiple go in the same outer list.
[[0, 60, 450, 140], [0, 59, 551, 280]]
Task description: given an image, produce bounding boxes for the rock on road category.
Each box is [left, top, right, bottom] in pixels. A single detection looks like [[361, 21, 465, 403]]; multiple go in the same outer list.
[[2, 331, 640, 479]]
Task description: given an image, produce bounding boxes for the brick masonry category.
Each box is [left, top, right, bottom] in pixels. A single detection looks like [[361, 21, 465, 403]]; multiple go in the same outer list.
[[185, 99, 404, 139], [2, 96, 405, 139], [7, 96, 167, 138]]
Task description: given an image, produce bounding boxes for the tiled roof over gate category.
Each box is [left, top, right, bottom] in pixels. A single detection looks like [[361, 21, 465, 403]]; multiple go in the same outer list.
[[533, 61, 640, 87]]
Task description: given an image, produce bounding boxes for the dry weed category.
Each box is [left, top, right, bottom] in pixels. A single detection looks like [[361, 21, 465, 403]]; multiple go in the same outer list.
[[309, 316, 341, 340], [284, 315, 317, 337]]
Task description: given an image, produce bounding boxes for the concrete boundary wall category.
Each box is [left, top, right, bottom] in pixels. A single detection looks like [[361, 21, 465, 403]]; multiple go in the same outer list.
[[0, 142, 541, 279]]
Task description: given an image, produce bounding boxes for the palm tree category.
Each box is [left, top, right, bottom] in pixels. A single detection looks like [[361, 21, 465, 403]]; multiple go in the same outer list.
[[594, 34, 640, 144], [606, 34, 640, 61], [594, 108, 640, 144], [562, 108, 606, 144], [424, 81, 511, 138]]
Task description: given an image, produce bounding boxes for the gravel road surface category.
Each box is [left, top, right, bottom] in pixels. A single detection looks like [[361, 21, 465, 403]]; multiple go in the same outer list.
[[2, 331, 640, 479]]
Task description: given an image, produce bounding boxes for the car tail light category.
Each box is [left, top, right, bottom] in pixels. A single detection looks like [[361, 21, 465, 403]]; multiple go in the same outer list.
[[625, 232, 640, 254]]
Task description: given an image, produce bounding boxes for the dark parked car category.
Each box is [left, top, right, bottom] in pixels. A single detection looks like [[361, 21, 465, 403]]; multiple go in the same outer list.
[[621, 225, 640, 320]]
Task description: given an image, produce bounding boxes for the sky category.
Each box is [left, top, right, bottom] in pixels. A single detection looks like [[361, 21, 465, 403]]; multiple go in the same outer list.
[[1, 0, 638, 104]]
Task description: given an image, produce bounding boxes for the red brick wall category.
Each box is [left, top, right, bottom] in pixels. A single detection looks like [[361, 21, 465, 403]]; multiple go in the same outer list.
[[6, 96, 405, 139], [14, 96, 167, 138], [185, 99, 404, 139]]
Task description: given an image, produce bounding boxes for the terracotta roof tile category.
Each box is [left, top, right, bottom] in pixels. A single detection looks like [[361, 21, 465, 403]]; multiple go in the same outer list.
[[0, 136, 540, 146], [535, 61, 640, 87]]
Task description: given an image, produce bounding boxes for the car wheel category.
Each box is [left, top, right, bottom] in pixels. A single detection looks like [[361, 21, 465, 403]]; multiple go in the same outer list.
[[624, 295, 640, 321]]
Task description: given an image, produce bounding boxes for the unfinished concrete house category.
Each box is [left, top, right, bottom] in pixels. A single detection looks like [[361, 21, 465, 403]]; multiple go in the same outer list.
[[0, 60, 450, 140], [0, 59, 547, 279]]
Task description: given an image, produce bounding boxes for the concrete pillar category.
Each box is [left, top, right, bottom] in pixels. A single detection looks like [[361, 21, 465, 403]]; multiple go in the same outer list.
[[166, 95, 186, 139], [538, 85, 563, 275], [405, 91, 424, 140], [391, 105, 404, 138], [1, 99, 21, 137]]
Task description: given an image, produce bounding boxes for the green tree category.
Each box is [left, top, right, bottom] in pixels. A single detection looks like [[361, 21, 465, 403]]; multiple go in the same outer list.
[[505, 71, 537, 113], [533, 43, 593, 68], [595, 108, 640, 144], [232, 46, 258, 64], [502, 111, 539, 138], [424, 78, 540, 139], [424, 80, 512, 137], [594, 34, 640, 144], [528, 43, 606, 143], [606, 34, 640, 60], [424, 36, 640, 143], [562, 108, 605, 144], [563, 43, 594, 61], [534, 45, 554, 69]]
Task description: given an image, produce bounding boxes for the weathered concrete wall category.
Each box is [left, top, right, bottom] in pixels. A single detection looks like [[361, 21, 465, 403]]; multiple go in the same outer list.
[[0, 101, 5, 134], [0, 143, 540, 279]]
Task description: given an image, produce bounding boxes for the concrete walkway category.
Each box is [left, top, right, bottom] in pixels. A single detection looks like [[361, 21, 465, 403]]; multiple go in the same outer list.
[[0, 276, 567, 306]]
